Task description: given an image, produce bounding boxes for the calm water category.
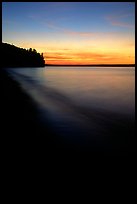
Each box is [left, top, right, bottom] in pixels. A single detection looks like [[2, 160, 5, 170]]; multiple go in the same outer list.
[[7, 66, 135, 152]]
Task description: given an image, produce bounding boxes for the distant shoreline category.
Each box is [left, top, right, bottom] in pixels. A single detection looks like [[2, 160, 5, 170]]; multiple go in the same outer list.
[[3, 63, 135, 68], [45, 64, 135, 67]]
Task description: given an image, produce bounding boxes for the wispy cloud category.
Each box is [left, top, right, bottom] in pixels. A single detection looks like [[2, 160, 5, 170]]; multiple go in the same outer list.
[[110, 21, 134, 28], [43, 41, 135, 64], [43, 20, 98, 37], [28, 14, 99, 37], [63, 30, 97, 37], [29, 13, 135, 40], [106, 13, 134, 28], [44, 51, 124, 62]]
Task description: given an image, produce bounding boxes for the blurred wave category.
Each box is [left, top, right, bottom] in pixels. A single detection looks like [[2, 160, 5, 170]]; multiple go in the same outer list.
[[6, 68, 135, 152]]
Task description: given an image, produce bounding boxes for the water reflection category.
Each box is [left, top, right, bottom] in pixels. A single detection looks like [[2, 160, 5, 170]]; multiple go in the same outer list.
[[42, 67, 135, 117], [7, 67, 135, 153]]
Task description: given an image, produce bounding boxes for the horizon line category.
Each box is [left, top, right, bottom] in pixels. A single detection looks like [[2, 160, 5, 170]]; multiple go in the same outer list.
[[45, 64, 135, 67]]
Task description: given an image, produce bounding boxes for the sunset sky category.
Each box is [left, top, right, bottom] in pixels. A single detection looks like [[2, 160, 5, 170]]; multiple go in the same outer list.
[[2, 2, 135, 65]]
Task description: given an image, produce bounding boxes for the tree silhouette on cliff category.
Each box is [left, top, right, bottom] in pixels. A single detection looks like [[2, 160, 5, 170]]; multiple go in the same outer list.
[[2, 42, 45, 68]]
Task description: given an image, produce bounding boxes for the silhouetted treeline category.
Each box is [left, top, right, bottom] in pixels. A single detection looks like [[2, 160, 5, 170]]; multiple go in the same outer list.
[[2, 42, 45, 68]]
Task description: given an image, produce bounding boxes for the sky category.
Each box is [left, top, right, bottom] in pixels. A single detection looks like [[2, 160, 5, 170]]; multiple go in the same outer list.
[[2, 2, 135, 65]]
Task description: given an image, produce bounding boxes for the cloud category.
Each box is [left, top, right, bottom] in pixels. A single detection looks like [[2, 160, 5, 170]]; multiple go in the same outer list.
[[109, 20, 134, 28], [44, 21, 98, 37], [28, 14, 99, 37], [44, 51, 123, 63], [106, 13, 134, 28], [29, 12, 134, 39], [108, 13, 134, 19], [43, 47, 135, 65], [64, 30, 97, 37]]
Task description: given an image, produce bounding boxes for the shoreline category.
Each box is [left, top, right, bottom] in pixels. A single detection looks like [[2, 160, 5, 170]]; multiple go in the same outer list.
[[3, 64, 135, 68], [0, 69, 63, 153]]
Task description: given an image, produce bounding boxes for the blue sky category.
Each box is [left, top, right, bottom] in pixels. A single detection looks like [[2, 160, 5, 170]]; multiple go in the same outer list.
[[2, 2, 135, 64]]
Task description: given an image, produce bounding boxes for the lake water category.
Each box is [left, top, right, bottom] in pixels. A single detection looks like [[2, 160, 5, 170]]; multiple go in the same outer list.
[[7, 66, 135, 153]]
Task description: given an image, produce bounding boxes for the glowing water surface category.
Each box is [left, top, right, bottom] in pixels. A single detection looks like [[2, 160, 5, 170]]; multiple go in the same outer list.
[[7, 67, 135, 151]]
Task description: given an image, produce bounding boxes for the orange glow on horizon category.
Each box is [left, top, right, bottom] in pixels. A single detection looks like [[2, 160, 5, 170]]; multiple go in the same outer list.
[[41, 36, 135, 65], [44, 51, 135, 65], [10, 33, 134, 65]]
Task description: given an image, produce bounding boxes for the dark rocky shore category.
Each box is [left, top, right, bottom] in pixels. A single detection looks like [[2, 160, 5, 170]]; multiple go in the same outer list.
[[1, 69, 68, 159]]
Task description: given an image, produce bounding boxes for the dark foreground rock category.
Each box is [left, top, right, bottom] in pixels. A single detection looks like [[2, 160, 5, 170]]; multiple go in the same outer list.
[[1, 69, 66, 158]]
